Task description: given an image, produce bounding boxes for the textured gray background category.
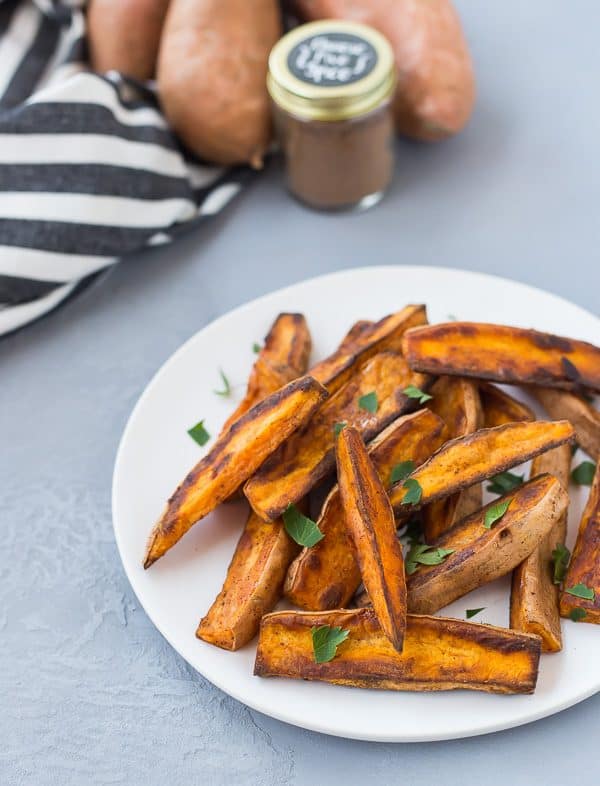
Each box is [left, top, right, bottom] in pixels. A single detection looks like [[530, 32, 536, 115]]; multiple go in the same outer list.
[[2, 2, 600, 784]]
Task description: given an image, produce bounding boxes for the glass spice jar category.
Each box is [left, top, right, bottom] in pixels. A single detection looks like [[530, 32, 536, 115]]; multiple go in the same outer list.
[[267, 20, 396, 211]]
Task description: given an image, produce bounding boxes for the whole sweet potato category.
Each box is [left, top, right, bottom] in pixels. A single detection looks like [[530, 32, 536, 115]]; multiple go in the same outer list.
[[293, 0, 475, 140], [157, 0, 282, 167], [87, 0, 171, 80]]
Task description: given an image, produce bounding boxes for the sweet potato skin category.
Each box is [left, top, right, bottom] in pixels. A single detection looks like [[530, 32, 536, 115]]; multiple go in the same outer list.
[[254, 608, 541, 694], [389, 419, 575, 514], [144, 375, 328, 567], [196, 511, 299, 650], [293, 0, 475, 141], [480, 383, 536, 428], [87, 0, 170, 80], [560, 462, 600, 623], [245, 352, 430, 522], [285, 409, 446, 610], [308, 305, 427, 393], [336, 427, 407, 651], [221, 313, 311, 433], [403, 322, 600, 392], [531, 387, 600, 461], [510, 445, 571, 651], [157, 0, 282, 167], [422, 376, 483, 541], [408, 475, 568, 614]]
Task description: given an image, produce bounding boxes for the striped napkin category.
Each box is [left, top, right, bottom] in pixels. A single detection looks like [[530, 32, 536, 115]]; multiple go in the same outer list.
[[0, 0, 252, 338]]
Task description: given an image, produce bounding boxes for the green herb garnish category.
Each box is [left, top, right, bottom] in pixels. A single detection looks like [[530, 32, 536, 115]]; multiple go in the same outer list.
[[390, 460, 415, 485], [187, 420, 210, 446], [311, 625, 349, 663], [551, 543, 571, 585], [405, 543, 454, 575], [569, 607, 587, 622], [213, 368, 231, 397], [486, 471, 524, 495], [484, 499, 511, 529], [283, 504, 324, 548], [466, 608, 485, 619], [564, 583, 595, 601], [252, 342, 262, 354], [403, 384, 433, 404], [333, 421, 347, 437], [358, 391, 378, 413], [571, 461, 596, 486], [401, 478, 422, 505]]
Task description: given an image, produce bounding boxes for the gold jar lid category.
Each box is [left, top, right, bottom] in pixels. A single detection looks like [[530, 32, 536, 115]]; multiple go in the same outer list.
[[267, 20, 396, 122]]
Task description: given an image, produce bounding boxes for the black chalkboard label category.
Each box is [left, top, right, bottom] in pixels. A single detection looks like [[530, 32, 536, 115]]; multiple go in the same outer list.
[[287, 32, 377, 87]]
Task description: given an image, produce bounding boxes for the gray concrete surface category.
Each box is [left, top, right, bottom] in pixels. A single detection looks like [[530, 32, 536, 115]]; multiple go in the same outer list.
[[2, 1, 600, 784]]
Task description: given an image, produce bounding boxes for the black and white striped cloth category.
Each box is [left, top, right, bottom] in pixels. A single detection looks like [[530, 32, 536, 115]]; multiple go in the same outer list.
[[0, 0, 252, 337]]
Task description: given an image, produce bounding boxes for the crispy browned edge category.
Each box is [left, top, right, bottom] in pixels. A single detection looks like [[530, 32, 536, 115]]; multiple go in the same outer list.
[[196, 510, 299, 650], [244, 352, 431, 522], [560, 461, 600, 623], [336, 427, 407, 651], [221, 313, 311, 433], [254, 608, 541, 694], [143, 375, 328, 568], [407, 475, 568, 614], [402, 322, 600, 392], [530, 387, 600, 461], [309, 304, 427, 392], [284, 409, 447, 610], [389, 419, 575, 514], [338, 320, 375, 350], [480, 382, 536, 428], [510, 444, 571, 651]]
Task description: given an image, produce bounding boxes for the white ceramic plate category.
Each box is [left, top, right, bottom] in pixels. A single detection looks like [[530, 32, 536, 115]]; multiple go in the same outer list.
[[112, 266, 600, 742]]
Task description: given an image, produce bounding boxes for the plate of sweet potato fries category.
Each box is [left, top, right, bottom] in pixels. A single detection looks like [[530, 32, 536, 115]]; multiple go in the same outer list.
[[113, 266, 600, 741]]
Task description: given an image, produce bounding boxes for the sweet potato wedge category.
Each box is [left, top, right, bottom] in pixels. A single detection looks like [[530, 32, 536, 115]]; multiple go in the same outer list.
[[196, 510, 299, 650], [560, 461, 600, 624], [402, 322, 600, 393], [254, 608, 541, 694], [427, 376, 483, 438], [293, 0, 475, 142], [422, 376, 483, 541], [480, 382, 536, 428], [338, 320, 375, 351], [336, 427, 407, 651], [221, 313, 311, 433], [144, 376, 328, 567], [408, 475, 568, 614], [510, 445, 571, 651], [308, 304, 427, 393], [530, 387, 600, 461], [245, 352, 430, 522], [389, 420, 575, 515], [284, 409, 447, 610]]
